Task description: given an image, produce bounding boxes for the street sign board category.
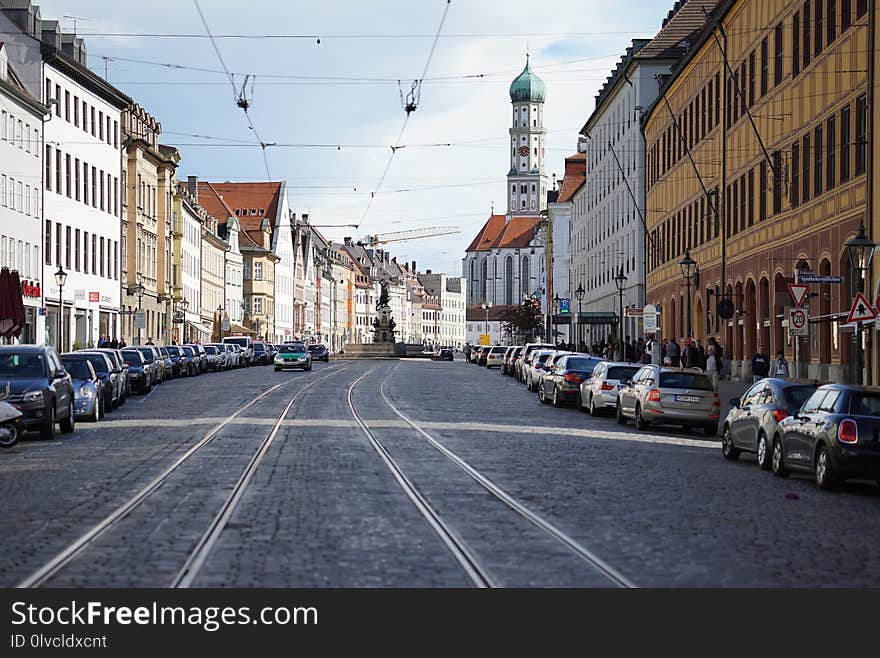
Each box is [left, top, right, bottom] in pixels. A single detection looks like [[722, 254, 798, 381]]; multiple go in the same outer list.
[[847, 292, 877, 324], [88, 291, 100, 303], [133, 309, 146, 330], [643, 304, 658, 333], [479, 334, 490, 346], [222, 312, 231, 331], [559, 298, 571, 314], [788, 283, 809, 308], [789, 308, 808, 336], [797, 273, 844, 284], [625, 307, 644, 317]]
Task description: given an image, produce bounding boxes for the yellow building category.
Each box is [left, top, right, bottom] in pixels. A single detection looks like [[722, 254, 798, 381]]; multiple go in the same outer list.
[[644, 0, 870, 382]]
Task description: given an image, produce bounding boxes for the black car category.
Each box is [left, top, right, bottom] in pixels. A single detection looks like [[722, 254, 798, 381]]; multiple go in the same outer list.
[[253, 341, 270, 366], [164, 345, 185, 377], [774, 384, 880, 490], [132, 346, 163, 387], [307, 344, 330, 362], [186, 344, 208, 374], [179, 345, 199, 376], [432, 348, 453, 362], [64, 352, 117, 414], [0, 345, 75, 439], [86, 348, 129, 405], [120, 349, 151, 393]]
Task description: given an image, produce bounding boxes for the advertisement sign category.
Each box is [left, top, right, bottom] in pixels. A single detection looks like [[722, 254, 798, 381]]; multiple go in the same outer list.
[[89, 291, 100, 303]]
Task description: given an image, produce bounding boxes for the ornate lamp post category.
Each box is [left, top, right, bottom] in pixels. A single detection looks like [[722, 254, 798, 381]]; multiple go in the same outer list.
[[845, 221, 876, 385], [217, 304, 224, 341], [614, 267, 627, 360], [481, 302, 493, 342], [54, 266, 67, 352], [552, 294, 560, 345], [574, 283, 585, 350], [133, 280, 145, 346], [679, 249, 697, 340]]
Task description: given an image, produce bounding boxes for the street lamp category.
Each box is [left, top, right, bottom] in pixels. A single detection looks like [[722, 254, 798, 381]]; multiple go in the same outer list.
[[552, 294, 560, 346], [574, 283, 585, 350], [54, 266, 67, 352], [845, 221, 876, 385], [614, 267, 627, 361], [481, 302, 493, 342], [134, 281, 145, 345], [679, 249, 697, 340], [217, 304, 224, 341]]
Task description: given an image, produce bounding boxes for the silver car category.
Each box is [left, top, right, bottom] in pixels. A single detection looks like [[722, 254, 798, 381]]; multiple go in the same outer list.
[[580, 361, 642, 416], [616, 365, 720, 435], [526, 350, 565, 392]]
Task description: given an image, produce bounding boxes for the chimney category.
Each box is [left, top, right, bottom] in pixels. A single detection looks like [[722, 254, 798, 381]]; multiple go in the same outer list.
[[187, 176, 198, 202], [426, 269, 432, 275], [411, 260, 416, 272], [344, 236, 352, 246]]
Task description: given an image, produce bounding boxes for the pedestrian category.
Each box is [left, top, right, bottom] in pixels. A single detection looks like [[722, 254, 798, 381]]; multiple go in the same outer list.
[[119, 338, 127, 348], [665, 337, 681, 367], [145, 337, 155, 346], [695, 339, 706, 370], [110, 337, 119, 349], [770, 350, 790, 380], [705, 345, 720, 391], [684, 339, 700, 369], [97, 336, 106, 348], [751, 344, 770, 383]]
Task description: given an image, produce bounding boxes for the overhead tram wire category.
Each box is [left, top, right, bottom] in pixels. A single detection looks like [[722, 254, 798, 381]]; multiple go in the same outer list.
[[357, 0, 452, 231]]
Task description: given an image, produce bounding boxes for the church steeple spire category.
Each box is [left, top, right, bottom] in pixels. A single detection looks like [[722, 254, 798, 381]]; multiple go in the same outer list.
[[507, 56, 547, 215]]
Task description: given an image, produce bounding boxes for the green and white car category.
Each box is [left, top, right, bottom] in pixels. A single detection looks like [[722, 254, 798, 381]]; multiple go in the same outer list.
[[274, 343, 312, 371]]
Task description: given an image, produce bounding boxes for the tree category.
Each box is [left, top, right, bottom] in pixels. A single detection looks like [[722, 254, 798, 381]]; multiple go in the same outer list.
[[501, 299, 543, 343]]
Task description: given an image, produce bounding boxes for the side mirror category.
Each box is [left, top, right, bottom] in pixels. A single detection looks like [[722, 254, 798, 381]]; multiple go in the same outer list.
[[53, 369, 67, 380], [729, 398, 740, 408]]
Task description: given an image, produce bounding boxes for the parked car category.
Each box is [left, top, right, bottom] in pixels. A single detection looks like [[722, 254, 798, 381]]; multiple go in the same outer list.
[[158, 346, 175, 381], [308, 344, 330, 362], [223, 343, 241, 369], [132, 346, 163, 388], [516, 343, 556, 382], [164, 345, 186, 378], [179, 345, 199, 377], [120, 349, 150, 393], [60, 355, 102, 422], [616, 365, 720, 435], [722, 378, 818, 468], [86, 348, 129, 406], [253, 341, 270, 366], [485, 345, 507, 369], [473, 345, 489, 366], [525, 350, 560, 392], [538, 355, 603, 407], [223, 336, 254, 366], [186, 344, 208, 374], [501, 346, 522, 375], [274, 342, 312, 371], [0, 345, 75, 439], [203, 345, 225, 371], [580, 362, 642, 416], [71, 351, 118, 413], [771, 384, 880, 489]]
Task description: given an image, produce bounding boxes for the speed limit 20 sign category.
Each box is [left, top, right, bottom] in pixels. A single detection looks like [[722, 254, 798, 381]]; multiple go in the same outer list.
[[789, 308, 808, 337]]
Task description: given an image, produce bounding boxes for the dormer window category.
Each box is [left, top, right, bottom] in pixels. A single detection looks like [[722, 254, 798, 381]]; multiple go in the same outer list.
[[258, 208, 265, 215], [250, 209, 257, 215]]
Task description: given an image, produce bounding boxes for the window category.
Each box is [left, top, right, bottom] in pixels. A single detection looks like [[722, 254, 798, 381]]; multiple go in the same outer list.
[[793, 11, 800, 77], [739, 63, 746, 115], [83, 232, 89, 274], [254, 261, 263, 280], [748, 50, 755, 107], [54, 85, 60, 115], [826, 115, 836, 191], [45, 78, 51, 105], [45, 145, 52, 192], [91, 166, 97, 207], [855, 94, 866, 175], [55, 222, 61, 265], [857, 0, 867, 18], [815, 0, 824, 56], [827, 0, 836, 44], [772, 151, 782, 214], [760, 37, 769, 95], [803, 2, 811, 68], [106, 116, 111, 145], [714, 73, 720, 126], [75, 159, 81, 201], [55, 149, 61, 194], [740, 175, 747, 230], [75, 229, 80, 271], [82, 162, 89, 205], [74, 96, 79, 127], [803, 134, 811, 201], [100, 237, 105, 277], [253, 297, 263, 314], [841, 105, 851, 182], [113, 120, 118, 149], [747, 168, 755, 227], [64, 90, 70, 121], [82, 101, 88, 133], [65, 226, 71, 269], [814, 125, 823, 196], [99, 111, 104, 142], [842, 0, 851, 30], [774, 23, 783, 85], [90, 107, 95, 137], [791, 143, 800, 207], [65, 155, 71, 197], [45, 221, 51, 265]]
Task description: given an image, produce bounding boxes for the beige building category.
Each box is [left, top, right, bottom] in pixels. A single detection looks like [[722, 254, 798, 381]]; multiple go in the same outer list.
[[120, 103, 178, 345]]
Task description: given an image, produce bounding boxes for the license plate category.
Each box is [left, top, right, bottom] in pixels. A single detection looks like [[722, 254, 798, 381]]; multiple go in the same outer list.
[[675, 395, 700, 403]]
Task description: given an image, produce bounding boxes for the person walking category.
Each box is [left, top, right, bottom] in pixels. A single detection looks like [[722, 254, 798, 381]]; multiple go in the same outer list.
[[110, 337, 119, 349], [684, 339, 700, 369], [119, 338, 127, 348], [695, 339, 706, 370], [751, 345, 770, 383], [666, 337, 681, 367], [770, 350, 790, 380], [705, 345, 720, 391]]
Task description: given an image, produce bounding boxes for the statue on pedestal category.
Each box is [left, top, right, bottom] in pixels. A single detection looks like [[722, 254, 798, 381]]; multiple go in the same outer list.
[[372, 280, 396, 343]]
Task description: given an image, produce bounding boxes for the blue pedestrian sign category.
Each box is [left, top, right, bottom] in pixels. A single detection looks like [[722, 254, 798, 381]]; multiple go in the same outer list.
[[559, 298, 571, 314]]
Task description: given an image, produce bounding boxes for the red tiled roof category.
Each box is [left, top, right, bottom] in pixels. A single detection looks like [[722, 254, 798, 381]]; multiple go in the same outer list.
[[465, 214, 543, 252], [557, 152, 586, 202]]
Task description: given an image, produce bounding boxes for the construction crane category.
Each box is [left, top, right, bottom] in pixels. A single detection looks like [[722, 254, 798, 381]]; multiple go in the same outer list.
[[358, 226, 460, 247]]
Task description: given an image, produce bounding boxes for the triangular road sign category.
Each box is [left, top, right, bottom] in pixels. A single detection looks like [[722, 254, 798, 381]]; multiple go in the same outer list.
[[788, 283, 809, 308], [847, 292, 878, 324]]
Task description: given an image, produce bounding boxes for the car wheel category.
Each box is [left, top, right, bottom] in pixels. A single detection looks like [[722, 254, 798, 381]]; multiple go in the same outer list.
[[59, 401, 75, 434], [815, 444, 836, 490], [552, 386, 564, 408], [538, 385, 547, 403], [90, 400, 100, 422], [721, 425, 740, 460], [756, 433, 771, 470], [771, 437, 788, 477], [589, 393, 601, 417], [616, 401, 627, 425], [39, 405, 56, 440], [634, 404, 648, 431]]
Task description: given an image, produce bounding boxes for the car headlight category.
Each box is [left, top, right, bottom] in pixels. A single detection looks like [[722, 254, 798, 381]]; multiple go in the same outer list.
[[78, 385, 95, 398], [23, 390, 44, 402]]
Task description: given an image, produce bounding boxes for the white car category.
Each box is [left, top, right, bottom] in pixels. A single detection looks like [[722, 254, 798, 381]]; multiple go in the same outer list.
[[485, 345, 507, 368], [580, 361, 642, 416], [526, 350, 565, 392]]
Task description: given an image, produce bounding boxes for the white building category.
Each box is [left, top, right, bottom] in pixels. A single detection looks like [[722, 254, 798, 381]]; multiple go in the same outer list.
[[0, 42, 45, 345], [421, 271, 467, 348], [178, 187, 203, 340], [0, 7, 130, 349], [222, 216, 243, 328]]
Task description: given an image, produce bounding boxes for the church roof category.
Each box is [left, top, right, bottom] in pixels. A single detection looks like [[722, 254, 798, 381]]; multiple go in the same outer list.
[[465, 214, 543, 252], [509, 56, 546, 103]]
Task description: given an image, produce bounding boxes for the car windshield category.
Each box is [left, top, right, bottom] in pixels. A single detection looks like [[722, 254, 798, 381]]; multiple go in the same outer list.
[[62, 359, 94, 380], [490, 347, 506, 354], [0, 351, 45, 377], [565, 357, 601, 373], [280, 344, 306, 354], [849, 393, 880, 416], [121, 351, 142, 364], [166, 346, 180, 356], [660, 372, 714, 391], [181, 346, 194, 356], [83, 355, 109, 373], [204, 346, 218, 355], [782, 385, 817, 413], [225, 338, 249, 348], [254, 343, 266, 352], [308, 345, 325, 352], [135, 348, 154, 362], [536, 353, 553, 364], [607, 366, 641, 381]]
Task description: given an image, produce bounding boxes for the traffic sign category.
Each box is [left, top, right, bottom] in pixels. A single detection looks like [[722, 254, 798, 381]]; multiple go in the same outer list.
[[789, 308, 808, 337], [624, 307, 644, 317], [847, 292, 877, 324], [133, 309, 146, 330], [788, 283, 809, 308], [559, 298, 571, 314], [479, 334, 490, 346], [797, 273, 844, 284], [222, 311, 231, 331], [643, 304, 658, 333]]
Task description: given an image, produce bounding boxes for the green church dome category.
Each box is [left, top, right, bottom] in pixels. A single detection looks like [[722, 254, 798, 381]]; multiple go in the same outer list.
[[509, 56, 546, 103]]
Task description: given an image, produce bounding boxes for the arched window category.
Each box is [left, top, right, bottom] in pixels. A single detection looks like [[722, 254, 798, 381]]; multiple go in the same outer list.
[[493, 257, 498, 303], [521, 255, 530, 296], [480, 259, 487, 303], [469, 259, 475, 303], [505, 256, 513, 305]]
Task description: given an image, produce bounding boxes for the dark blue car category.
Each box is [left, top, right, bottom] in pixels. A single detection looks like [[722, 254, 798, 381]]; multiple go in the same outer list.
[[307, 344, 329, 362]]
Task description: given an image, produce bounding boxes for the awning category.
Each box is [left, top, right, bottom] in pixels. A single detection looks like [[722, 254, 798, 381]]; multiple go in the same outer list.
[[229, 322, 256, 335], [186, 321, 213, 337]]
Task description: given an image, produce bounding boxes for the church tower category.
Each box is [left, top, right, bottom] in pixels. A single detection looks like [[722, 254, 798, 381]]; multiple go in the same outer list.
[[507, 56, 548, 216]]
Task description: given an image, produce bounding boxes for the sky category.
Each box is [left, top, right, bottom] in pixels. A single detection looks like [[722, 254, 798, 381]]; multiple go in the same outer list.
[[34, 0, 676, 275]]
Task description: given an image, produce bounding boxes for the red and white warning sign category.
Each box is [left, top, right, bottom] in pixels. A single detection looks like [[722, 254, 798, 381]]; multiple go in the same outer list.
[[847, 292, 878, 324], [788, 283, 809, 308]]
